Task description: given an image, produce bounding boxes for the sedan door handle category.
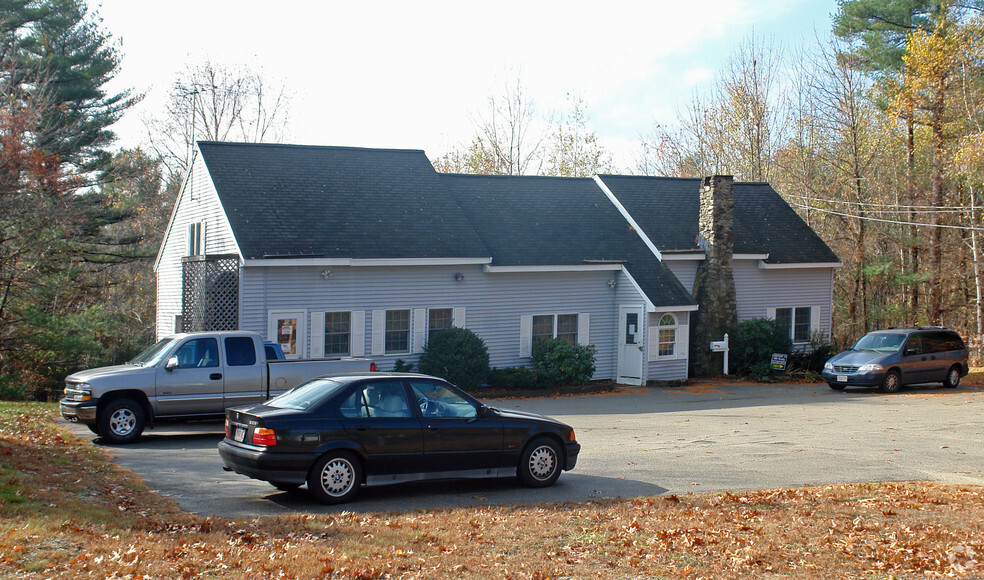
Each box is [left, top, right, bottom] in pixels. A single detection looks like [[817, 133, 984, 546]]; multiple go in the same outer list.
[[210, 373, 223, 380]]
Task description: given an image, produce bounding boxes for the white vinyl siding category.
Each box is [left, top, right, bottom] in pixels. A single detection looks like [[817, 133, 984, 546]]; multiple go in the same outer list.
[[736, 261, 834, 344], [154, 152, 239, 339], [239, 265, 621, 377]]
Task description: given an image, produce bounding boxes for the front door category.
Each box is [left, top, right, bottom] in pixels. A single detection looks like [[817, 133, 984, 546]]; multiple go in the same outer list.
[[268, 310, 306, 359], [617, 306, 645, 385]]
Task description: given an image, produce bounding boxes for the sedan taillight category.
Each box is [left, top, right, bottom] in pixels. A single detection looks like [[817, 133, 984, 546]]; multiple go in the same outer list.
[[252, 428, 277, 446], [224, 418, 230, 437]]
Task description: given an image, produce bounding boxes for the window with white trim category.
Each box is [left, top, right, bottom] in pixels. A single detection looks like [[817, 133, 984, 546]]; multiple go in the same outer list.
[[658, 313, 677, 357], [187, 222, 204, 256], [385, 309, 410, 354], [532, 314, 579, 345], [428, 308, 453, 340], [774, 307, 814, 343], [520, 313, 589, 358], [324, 311, 351, 356]]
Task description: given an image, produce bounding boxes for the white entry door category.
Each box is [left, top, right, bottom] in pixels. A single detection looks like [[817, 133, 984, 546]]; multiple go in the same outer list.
[[617, 306, 645, 385], [268, 310, 307, 360]]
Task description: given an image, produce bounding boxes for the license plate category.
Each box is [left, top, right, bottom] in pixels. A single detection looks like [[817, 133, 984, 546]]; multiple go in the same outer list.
[[837, 375, 848, 383], [234, 427, 245, 442]]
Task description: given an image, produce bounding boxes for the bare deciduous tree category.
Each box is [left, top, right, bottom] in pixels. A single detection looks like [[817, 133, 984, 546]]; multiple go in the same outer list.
[[145, 59, 292, 180]]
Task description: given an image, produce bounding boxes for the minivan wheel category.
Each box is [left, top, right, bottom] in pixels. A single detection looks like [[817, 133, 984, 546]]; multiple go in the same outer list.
[[880, 370, 902, 393], [943, 366, 961, 388]]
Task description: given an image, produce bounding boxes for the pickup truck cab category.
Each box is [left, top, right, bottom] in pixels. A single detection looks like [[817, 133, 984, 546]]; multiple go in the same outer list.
[[60, 331, 372, 444]]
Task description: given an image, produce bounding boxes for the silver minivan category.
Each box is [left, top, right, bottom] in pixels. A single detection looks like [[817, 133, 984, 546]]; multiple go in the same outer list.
[[821, 327, 968, 392]]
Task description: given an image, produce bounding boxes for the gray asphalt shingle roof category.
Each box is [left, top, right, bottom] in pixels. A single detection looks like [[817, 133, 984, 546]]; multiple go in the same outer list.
[[197, 141, 490, 260], [440, 173, 696, 307], [598, 175, 840, 264]]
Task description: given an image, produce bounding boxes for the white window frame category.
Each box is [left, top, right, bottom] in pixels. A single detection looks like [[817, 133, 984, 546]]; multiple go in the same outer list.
[[187, 222, 205, 256], [411, 307, 466, 354], [519, 313, 590, 358], [648, 311, 689, 362], [657, 313, 678, 359], [767, 306, 821, 344]]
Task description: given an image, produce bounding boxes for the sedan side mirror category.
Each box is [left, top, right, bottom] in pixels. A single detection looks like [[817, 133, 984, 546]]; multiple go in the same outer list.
[[166, 356, 179, 371]]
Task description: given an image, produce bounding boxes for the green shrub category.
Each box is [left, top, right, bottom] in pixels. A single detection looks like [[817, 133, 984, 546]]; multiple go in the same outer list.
[[0, 375, 27, 401], [392, 359, 414, 373], [531, 339, 596, 386], [488, 366, 539, 390], [789, 331, 834, 373], [417, 327, 490, 390], [731, 318, 792, 376]]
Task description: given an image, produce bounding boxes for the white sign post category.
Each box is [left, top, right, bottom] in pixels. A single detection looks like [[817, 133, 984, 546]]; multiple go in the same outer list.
[[710, 333, 729, 375]]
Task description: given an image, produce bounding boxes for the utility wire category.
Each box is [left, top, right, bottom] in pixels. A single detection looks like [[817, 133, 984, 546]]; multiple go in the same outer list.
[[788, 201, 984, 231]]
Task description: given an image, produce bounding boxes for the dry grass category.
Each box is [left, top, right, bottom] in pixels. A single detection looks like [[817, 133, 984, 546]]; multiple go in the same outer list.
[[1, 403, 983, 579]]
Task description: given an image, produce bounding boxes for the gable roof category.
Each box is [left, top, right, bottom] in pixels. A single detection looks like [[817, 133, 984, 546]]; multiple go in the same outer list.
[[196, 141, 491, 261], [441, 173, 696, 308], [597, 175, 840, 264]]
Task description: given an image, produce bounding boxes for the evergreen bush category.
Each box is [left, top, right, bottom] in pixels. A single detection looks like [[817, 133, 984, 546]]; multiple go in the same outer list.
[[417, 327, 490, 390], [731, 318, 792, 376], [531, 338, 596, 386]]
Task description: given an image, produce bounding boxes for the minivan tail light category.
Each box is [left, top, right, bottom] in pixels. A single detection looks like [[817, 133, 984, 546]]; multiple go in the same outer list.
[[252, 428, 277, 446]]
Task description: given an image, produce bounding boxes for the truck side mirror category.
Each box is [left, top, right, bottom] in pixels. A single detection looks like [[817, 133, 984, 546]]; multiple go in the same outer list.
[[166, 356, 179, 371]]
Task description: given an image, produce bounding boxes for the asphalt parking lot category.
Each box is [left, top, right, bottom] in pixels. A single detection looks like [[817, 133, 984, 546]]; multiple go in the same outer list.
[[61, 381, 984, 518]]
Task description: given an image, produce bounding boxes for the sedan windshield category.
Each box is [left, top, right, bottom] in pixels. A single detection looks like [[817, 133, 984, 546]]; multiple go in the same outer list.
[[267, 378, 345, 410], [128, 338, 177, 367], [853, 333, 905, 353]]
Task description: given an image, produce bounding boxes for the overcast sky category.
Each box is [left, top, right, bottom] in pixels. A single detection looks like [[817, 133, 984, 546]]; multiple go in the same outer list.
[[97, 0, 839, 171]]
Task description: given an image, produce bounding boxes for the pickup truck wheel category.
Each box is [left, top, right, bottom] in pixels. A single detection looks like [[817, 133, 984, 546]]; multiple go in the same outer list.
[[307, 451, 362, 504], [98, 398, 146, 444]]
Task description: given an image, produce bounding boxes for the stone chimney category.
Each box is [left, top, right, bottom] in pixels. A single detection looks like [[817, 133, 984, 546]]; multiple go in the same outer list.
[[690, 175, 738, 376]]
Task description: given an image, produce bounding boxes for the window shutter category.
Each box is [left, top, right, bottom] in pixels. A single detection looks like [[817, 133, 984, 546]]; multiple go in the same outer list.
[[648, 326, 658, 362], [371, 310, 385, 356], [519, 315, 533, 358], [351, 311, 365, 357], [412, 309, 427, 354], [766, 307, 776, 319], [677, 318, 690, 362], [200, 221, 207, 254], [310, 312, 325, 358], [811, 306, 821, 336], [453, 307, 466, 328], [577, 313, 590, 346]]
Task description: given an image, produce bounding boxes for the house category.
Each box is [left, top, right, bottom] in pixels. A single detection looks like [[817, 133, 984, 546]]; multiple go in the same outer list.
[[154, 141, 839, 384]]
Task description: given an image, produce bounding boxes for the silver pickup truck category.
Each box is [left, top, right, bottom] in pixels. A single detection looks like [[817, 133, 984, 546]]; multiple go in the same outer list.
[[59, 331, 373, 443]]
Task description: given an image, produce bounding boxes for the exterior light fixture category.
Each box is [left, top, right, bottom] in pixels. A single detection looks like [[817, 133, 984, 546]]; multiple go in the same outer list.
[[608, 279, 617, 289], [321, 270, 333, 280], [454, 272, 465, 282]]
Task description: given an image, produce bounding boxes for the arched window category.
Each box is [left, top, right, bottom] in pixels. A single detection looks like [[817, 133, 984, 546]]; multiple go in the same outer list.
[[658, 313, 677, 357]]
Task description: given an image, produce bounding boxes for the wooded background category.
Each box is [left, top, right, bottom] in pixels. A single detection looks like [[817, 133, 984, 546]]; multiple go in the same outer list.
[[3, 0, 982, 397]]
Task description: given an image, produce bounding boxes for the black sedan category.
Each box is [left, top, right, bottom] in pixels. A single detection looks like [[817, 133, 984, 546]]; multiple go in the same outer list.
[[217, 372, 580, 504]]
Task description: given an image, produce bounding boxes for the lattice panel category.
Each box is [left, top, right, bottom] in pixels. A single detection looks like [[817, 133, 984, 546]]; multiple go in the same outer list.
[[182, 255, 239, 332]]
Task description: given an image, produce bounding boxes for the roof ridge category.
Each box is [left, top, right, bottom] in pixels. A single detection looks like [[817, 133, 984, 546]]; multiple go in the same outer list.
[[197, 141, 426, 155]]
